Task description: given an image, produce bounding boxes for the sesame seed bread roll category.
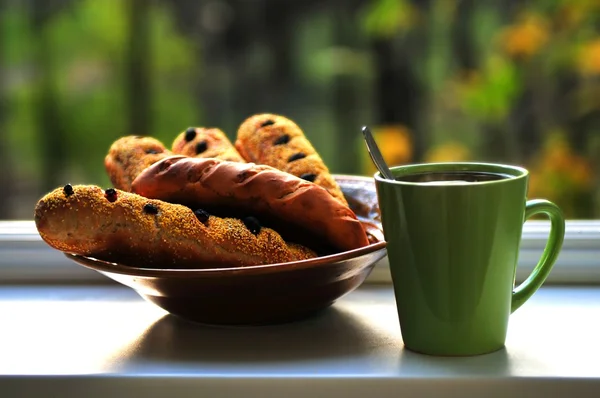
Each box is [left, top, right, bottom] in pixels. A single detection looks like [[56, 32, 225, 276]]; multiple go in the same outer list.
[[104, 136, 172, 191], [235, 114, 348, 205], [131, 156, 370, 253], [172, 127, 245, 162], [34, 184, 317, 269]]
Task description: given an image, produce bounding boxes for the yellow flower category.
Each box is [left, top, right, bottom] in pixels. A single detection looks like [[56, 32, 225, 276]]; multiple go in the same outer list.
[[424, 142, 471, 163], [577, 39, 600, 76], [571, 160, 594, 187], [556, 5, 584, 29], [361, 124, 412, 175], [449, 70, 481, 103], [556, 0, 599, 30], [527, 172, 544, 198], [541, 135, 573, 172], [499, 14, 549, 59], [527, 132, 594, 200]]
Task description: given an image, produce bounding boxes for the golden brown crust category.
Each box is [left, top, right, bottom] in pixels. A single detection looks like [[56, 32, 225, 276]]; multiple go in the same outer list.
[[235, 114, 348, 205], [104, 136, 172, 191], [172, 127, 245, 162], [34, 185, 317, 269], [131, 156, 369, 253]]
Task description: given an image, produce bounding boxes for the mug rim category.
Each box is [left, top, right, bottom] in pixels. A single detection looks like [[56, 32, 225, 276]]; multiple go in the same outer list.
[[373, 162, 529, 186]]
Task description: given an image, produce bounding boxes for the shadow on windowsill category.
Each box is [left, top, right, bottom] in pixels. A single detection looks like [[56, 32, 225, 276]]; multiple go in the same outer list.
[[123, 305, 387, 364]]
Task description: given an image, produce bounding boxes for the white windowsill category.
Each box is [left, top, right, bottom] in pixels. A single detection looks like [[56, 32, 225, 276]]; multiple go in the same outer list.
[[1, 220, 599, 284], [1, 220, 599, 396], [0, 284, 599, 398]]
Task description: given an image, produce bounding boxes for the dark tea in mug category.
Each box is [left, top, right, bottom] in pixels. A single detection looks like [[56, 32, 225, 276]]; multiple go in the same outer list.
[[396, 171, 514, 185]]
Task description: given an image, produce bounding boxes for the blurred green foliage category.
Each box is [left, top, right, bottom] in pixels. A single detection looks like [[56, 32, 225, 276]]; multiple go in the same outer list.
[[0, 0, 598, 219], [359, 0, 600, 218]]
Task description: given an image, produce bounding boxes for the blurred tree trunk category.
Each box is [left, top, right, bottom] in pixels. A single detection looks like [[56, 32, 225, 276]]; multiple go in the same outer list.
[[0, 0, 13, 217], [509, 84, 538, 162], [196, 27, 231, 133], [159, 1, 214, 130], [481, 124, 509, 162], [190, 0, 243, 135], [259, 0, 294, 111], [32, 0, 68, 192], [560, 73, 589, 152], [452, 0, 476, 70], [371, 38, 423, 161], [331, 0, 362, 174], [225, 0, 266, 124], [126, 0, 151, 135], [183, 0, 302, 135]]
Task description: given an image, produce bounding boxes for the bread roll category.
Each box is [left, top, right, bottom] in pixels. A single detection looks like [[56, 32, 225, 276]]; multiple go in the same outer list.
[[172, 127, 245, 162], [34, 184, 317, 269], [104, 136, 172, 191], [131, 156, 369, 253], [235, 114, 347, 205]]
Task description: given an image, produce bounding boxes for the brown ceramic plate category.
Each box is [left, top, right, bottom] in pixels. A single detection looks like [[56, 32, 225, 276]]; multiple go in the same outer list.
[[64, 175, 387, 326]]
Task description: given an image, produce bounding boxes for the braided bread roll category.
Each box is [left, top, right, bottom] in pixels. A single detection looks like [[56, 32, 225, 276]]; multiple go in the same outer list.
[[131, 156, 369, 253], [34, 184, 316, 269], [235, 114, 347, 205], [104, 136, 172, 191], [172, 127, 245, 162]]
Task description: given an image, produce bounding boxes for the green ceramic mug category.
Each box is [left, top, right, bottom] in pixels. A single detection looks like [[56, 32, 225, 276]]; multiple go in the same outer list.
[[374, 162, 565, 356]]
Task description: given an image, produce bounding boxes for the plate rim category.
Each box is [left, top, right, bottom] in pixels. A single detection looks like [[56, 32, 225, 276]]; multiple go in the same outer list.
[[65, 241, 387, 278]]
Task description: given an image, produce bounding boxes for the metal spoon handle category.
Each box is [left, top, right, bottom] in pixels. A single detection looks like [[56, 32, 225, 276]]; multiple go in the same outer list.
[[361, 126, 395, 180]]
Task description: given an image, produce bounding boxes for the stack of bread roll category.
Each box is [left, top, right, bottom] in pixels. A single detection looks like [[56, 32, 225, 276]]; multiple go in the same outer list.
[[34, 114, 374, 269]]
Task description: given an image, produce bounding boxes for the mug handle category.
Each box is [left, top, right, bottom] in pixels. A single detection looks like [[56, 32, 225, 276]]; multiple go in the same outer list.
[[511, 199, 566, 313]]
